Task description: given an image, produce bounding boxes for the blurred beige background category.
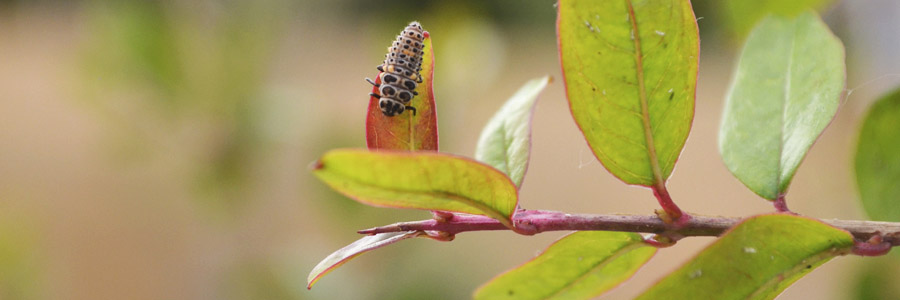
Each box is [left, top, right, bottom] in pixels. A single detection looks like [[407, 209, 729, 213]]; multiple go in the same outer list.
[[2, 0, 900, 299]]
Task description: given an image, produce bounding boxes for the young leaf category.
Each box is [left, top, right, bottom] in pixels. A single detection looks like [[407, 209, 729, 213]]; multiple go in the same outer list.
[[558, 0, 699, 186], [719, 11, 845, 200], [307, 231, 421, 289], [474, 231, 656, 300], [475, 76, 551, 187], [366, 32, 438, 151], [312, 149, 518, 228], [637, 214, 854, 300], [855, 88, 900, 222]]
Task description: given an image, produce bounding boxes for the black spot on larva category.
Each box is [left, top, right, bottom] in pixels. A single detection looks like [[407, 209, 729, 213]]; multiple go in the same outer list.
[[379, 101, 386, 108], [403, 45, 410, 49], [405, 39, 411, 44], [384, 74, 398, 83], [399, 54, 406, 58], [404, 70, 412, 76], [398, 91, 411, 101], [382, 86, 396, 96], [404, 80, 416, 90], [417, 34, 423, 39]]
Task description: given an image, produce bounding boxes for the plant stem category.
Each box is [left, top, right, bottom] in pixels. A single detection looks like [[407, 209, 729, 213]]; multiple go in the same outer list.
[[358, 210, 900, 249], [773, 195, 793, 213]]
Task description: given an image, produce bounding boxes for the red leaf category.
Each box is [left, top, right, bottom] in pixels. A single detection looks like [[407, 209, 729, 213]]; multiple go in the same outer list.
[[366, 32, 438, 151]]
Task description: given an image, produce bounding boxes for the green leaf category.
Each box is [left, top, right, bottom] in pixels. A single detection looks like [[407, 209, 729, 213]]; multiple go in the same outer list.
[[637, 214, 854, 300], [558, 0, 698, 186], [307, 231, 421, 289], [474, 231, 656, 300], [475, 76, 551, 187], [312, 149, 518, 228], [855, 88, 900, 222], [719, 11, 845, 200], [367, 29, 438, 151], [852, 258, 900, 300], [721, 0, 835, 37]]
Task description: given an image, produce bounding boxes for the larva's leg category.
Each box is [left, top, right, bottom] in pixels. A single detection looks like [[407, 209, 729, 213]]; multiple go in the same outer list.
[[369, 93, 381, 99], [376, 65, 384, 72], [366, 78, 379, 87], [405, 106, 417, 116]]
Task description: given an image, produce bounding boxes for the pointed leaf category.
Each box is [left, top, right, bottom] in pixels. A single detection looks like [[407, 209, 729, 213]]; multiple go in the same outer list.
[[366, 31, 438, 151], [475, 76, 551, 187], [307, 231, 421, 289], [637, 214, 854, 300], [855, 88, 900, 222], [474, 231, 656, 300], [312, 149, 518, 227], [558, 0, 699, 186], [719, 12, 845, 200]]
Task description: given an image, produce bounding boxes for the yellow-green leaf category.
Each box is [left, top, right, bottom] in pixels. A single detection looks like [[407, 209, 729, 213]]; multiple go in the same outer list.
[[558, 0, 699, 186], [312, 149, 518, 227], [638, 214, 854, 300], [474, 231, 655, 300]]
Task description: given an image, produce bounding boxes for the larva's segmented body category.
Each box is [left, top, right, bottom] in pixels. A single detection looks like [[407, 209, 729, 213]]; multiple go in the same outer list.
[[367, 21, 426, 117]]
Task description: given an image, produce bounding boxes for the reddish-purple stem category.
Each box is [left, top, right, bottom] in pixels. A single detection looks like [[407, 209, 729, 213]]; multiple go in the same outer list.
[[773, 195, 792, 213], [358, 210, 900, 254], [852, 234, 893, 256], [652, 184, 689, 226]]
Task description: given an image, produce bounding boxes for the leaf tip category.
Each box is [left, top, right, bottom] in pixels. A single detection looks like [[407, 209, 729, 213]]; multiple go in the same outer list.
[[306, 274, 320, 290], [309, 159, 325, 171]]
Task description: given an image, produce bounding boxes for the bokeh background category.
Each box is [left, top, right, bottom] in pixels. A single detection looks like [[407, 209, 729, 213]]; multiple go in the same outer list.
[[2, 0, 900, 299]]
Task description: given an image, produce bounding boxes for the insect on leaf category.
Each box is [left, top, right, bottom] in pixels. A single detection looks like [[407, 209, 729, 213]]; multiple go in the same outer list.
[[475, 76, 551, 187], [312, 149, 519, 228], [719, 11, 845, 201], [558, 0, 699, 186], [474, 231, 656, 300], [366, 30, 438, 151], [637, 214, 854, 300]]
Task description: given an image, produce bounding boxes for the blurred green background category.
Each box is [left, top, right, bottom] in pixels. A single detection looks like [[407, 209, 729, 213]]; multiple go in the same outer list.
[[1, 0, 900, 299]]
